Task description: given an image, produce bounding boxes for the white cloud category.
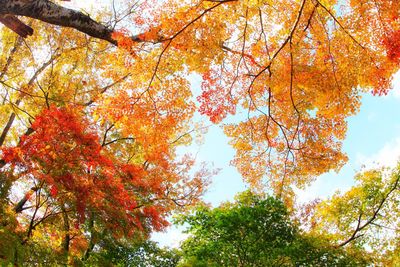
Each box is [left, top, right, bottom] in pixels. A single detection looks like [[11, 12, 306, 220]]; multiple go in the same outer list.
[[295, 169, 357, 204], [151, 225, 188, 248], [356, 137, 400, 169], [296, 136, 400, 204]]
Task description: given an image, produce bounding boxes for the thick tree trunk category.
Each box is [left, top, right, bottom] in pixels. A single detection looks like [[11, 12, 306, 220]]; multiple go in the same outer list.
[[61, 205, 70, 255], [0, 0, 142, 45], [82, 213, 95, 261]]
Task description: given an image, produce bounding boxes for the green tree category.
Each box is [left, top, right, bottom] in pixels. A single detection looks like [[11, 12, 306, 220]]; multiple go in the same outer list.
[[177, 191, 368, 267], [85, 239, 181, 267], [309, 163, 400, 265]]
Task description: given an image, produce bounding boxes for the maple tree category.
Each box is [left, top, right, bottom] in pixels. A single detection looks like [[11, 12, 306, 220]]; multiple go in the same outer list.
[[0, 12, 211, 264], [1, 0, 399, 195], [0, 0, 400, 264]]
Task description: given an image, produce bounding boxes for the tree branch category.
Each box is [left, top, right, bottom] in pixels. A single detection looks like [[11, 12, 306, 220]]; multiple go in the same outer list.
[[0, 0, 142, 45], [337, 172, 400, 247]]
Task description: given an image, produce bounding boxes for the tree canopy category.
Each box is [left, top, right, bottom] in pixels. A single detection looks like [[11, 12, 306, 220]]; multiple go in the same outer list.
[[1, 0, 399, 195], [307, 163, 400, 265], [0, 0, 399, 265], [177, 191, 368, 266]]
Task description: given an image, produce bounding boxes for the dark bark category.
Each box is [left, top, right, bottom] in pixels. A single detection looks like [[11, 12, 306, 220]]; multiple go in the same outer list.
[[61, 205, 70, 254], [0, 35, 23, 80], [0, 99, 20, 147], [14, 194, 29, 213], [0, 0, 143, 45], [0, 14, 32, 37], [82, 213, 95, 261]]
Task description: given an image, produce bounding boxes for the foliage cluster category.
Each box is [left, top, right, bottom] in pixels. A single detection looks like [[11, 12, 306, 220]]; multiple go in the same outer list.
[[0, 0, 399, 265]]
